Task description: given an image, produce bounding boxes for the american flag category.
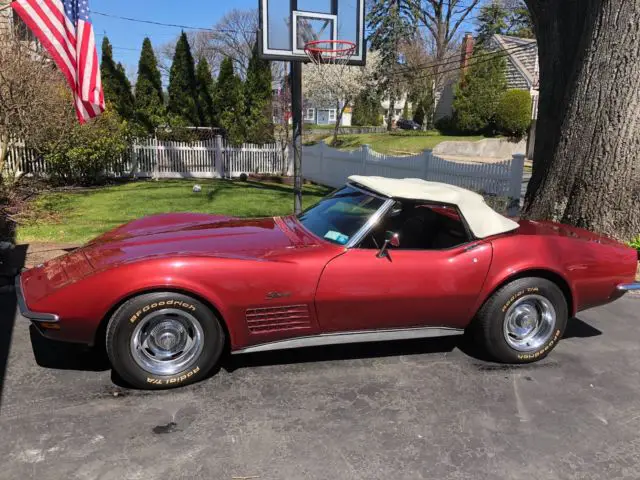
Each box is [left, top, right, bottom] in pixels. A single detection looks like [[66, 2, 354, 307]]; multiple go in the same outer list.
[[12, 0, 105, 123]]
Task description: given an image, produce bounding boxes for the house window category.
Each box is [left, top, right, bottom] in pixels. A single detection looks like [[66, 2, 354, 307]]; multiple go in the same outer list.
[[304, 108, 315, 121], [328, 109, 337, 122]]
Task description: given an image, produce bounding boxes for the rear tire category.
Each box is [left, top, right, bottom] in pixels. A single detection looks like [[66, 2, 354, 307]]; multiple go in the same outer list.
[[470, 278, 568, 363], [106, 292, 225, 390]]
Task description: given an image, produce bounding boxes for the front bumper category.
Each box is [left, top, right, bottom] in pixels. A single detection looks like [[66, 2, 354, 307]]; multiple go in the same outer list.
[[617, 283, 640, 292], [15, 274, 60, 323]]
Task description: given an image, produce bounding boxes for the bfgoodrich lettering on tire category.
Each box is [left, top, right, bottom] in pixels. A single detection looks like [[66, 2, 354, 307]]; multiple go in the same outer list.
[[106, 292, 225, 390], [470, 277, 568, 363]]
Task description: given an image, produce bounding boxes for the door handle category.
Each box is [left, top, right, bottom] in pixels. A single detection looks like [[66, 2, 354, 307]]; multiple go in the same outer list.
[[464, 243, 481, 252]]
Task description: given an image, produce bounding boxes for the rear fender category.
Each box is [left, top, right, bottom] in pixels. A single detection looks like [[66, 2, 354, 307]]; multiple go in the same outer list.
[[472, 265, 577, 319]]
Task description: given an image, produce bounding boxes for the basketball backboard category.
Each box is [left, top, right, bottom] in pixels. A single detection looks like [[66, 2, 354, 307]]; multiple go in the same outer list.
[[259, 0, 367, 66]]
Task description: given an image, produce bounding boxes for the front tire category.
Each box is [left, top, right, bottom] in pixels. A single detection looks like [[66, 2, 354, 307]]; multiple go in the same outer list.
[[106, 292, 225, 389], [471, 278, 568, 363]]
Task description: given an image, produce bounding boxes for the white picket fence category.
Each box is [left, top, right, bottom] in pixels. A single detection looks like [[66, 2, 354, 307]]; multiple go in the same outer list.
[[4, 137, 524, 213], [127, 137, 288, 178], [4, 136, 289, 179], [302, 142, 525, 214]]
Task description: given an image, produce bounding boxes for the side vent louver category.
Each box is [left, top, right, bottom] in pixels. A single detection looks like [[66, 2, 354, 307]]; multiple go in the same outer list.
[[246, 305, 311, 334]]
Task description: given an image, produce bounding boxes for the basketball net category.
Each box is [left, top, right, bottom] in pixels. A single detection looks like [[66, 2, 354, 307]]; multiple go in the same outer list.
[[304, 40, 357, 87]]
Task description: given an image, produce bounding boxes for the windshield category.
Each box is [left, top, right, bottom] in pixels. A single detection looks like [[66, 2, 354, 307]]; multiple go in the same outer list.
[[297, 185, 387, 245]]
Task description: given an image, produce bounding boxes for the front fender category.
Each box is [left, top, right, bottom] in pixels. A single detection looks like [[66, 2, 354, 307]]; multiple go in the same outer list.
[[25, 252, 328, 348]]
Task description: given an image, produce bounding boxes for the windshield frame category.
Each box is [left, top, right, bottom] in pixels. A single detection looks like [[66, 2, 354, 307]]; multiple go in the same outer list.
[[295, 182, 395, 248]]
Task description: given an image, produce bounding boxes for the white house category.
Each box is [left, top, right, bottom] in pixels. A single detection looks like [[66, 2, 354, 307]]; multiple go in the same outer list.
[[380, 94, 412, 127]]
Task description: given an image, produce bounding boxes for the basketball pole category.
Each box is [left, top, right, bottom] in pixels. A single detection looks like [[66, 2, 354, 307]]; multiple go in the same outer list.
[[290, 61, 303, 215]]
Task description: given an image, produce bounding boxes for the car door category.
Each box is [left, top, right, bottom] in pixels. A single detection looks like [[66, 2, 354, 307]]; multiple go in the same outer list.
[[314, 201, 494, 332], [314, 243, 492, 332]]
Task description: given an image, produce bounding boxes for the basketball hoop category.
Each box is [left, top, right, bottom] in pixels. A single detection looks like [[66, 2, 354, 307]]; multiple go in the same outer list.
[[304, 40, 357, 66]]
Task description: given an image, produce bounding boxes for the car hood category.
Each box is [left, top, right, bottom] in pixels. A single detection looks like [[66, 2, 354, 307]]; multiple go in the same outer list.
[[79, 213, 323, 271]]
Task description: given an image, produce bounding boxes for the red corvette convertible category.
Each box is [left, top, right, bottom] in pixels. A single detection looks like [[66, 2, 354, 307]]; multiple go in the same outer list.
[[16, 176, 639, 389]]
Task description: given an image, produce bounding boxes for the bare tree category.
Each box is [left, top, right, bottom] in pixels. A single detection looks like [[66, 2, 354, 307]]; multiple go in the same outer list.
[[157, 31, 222, 81], [205, 9, 258, 78], [303, 52, 382, 145], [157, 9, 257, 82], [0, 30, 74, 183], [272, 72, 292, 176], [413, 0, 482, 127]]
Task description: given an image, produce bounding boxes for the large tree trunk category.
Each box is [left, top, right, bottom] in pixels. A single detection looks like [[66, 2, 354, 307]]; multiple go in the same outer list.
[[523, 0, 640, 241], [387, 97, 396, 132], [0, 133, 9, 184]]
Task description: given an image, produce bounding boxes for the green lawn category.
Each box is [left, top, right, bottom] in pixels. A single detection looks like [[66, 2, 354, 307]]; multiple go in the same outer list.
[[18, 179, 332, 244], [322, 132, 487, 155]]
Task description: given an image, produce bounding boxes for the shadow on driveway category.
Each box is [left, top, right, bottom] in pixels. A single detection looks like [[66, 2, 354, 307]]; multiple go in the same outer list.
[[0, 244, 27, 410], [224, 316, 603, 373], [28, 326, 110, 372], [12, 305, 604, 389]]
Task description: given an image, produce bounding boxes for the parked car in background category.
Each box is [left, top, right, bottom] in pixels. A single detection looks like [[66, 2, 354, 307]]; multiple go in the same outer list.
[[16, 177, 639, 390], [396, 119, 421, 130]]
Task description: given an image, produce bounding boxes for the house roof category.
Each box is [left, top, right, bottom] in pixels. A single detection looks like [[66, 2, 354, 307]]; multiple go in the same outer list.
[[348, 176, 520, 239], [491, 34, 539, 90]]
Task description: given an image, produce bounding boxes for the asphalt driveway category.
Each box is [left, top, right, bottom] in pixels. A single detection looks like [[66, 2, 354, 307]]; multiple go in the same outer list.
[[1, 291, 639, 480]]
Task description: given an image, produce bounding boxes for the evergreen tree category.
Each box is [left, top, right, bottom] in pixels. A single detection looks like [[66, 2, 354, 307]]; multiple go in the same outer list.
[[452, 50, 507, 133], [100, 37, 135, 120], [243, 42, 274, 144], [195, 57, 216, 128], [134, 37, 166, 134], [167, 32, 199, 126], [475, 1, 509, 46], [216, 57, 245, 145], [402, 101, 409, 119], [352, 91, 382, 126], [367, 0, 416, 130]]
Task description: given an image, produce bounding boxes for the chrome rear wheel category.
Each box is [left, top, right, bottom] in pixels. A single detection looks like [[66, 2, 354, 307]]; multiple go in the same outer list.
[[503, 294, 557, 352]]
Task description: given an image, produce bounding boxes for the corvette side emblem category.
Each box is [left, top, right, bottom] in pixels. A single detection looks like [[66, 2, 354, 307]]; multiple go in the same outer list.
[[266, 291, 292, 299]]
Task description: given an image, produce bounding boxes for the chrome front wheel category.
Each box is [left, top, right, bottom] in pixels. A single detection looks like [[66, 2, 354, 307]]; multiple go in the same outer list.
[[130, 308, 205, 376], [106, 292, 226, 390]]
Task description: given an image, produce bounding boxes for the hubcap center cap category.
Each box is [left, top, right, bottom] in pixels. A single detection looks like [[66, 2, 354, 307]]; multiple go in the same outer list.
[[130, 309, 205, 376], [503, 295, 557, 352], [149, 321, 187, 353]]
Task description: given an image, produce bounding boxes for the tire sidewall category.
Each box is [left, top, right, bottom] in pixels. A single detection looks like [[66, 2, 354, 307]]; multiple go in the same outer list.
[[107, 293, 225, 389], [487, 279, 568, 363]]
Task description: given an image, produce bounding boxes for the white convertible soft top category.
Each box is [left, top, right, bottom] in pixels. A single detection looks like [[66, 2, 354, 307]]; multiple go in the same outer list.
[[348, 175, 520, 239]]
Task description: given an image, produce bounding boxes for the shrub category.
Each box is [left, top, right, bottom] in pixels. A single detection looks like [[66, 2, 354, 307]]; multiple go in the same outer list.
[[435, 116, 457, 135], [629, 235, 640, 251], [452, 50, 506, 133], [495, 89, 532, 138], [352, 91, 382, 126], [44, 109, 131, 185]]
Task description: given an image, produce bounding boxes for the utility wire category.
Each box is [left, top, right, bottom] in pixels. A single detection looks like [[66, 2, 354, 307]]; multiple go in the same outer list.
[[91, 10, 253, 34], [385, 42, 536, 79], [389, 43, 537, 84]]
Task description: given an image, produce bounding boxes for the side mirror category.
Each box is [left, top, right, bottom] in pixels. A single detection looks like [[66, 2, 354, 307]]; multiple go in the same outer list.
[[377, 231, 400, 259], [387, 231, 400, 248]]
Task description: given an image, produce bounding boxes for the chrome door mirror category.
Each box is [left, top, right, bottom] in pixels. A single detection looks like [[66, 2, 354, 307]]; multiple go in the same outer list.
[[377, 231, 400, 259]]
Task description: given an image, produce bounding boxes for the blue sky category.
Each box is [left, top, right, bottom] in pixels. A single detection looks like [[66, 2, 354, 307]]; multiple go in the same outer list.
[[92, 0, 256, 69]]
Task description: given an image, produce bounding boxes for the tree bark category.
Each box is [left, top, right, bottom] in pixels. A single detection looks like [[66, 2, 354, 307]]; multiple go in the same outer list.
[[333, 99, 350, 146], [523, 0, 640, 241], [387, 97, 396, 131], [0, 132, 8, 181]]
